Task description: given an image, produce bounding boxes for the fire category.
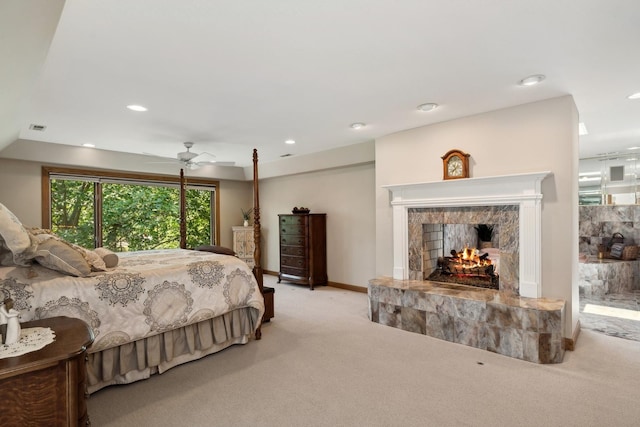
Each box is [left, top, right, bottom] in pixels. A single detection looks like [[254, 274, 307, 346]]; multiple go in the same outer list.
[[452, 246, 492, 269]]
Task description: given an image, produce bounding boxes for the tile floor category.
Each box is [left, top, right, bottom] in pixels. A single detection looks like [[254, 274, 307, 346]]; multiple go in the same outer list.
[[579, 290, 640, 342]]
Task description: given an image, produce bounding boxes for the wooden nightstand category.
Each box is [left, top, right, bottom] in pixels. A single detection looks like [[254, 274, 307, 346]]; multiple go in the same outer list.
[[0, 316, 94, 426]]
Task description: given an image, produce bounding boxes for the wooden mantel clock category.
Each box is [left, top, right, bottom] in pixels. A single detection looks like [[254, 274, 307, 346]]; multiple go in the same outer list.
[[442, 149, 470, 180]]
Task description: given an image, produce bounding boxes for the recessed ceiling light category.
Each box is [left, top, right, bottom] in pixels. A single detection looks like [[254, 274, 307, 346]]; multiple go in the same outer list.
[[627, 92, 640, 100], [126, 104, 148, 112], [285, 139, 295, 145], [82, 143, 95, 148], [578, 122, 588, 136], [417, 103, 438, 112], [518, 74, 546, 86], [350, 122, 366, 130]]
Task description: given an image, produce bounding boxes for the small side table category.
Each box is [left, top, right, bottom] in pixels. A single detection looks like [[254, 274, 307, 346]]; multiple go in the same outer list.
[[0, 316, 94, 426]]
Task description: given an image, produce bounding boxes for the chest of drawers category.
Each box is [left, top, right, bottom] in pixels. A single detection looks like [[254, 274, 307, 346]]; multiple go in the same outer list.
[[278, 213, 327, 290]]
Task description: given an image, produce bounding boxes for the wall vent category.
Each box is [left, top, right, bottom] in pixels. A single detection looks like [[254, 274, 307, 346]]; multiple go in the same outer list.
[[29, 124, 47, 131]]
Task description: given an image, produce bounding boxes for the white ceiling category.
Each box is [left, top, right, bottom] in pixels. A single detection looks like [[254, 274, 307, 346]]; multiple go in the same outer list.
[[5, 0, 640, 167]]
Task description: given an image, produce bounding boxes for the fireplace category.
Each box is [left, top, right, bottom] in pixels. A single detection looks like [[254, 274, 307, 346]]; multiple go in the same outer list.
[[368, 172, 566, 364], [384, 172, 550, 298]]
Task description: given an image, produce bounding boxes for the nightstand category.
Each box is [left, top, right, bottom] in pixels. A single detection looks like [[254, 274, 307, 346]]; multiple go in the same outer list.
[[0, 316, 94, 426]]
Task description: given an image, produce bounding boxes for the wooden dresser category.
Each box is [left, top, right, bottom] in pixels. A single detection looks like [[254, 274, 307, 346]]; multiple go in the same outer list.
[[232, 225, 256, 269], [0, 316, 94, 426], [278, 213, 327, 290]]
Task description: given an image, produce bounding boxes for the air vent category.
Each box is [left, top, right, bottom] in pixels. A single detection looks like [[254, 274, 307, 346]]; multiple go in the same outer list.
[[29, 124, 47, 131]]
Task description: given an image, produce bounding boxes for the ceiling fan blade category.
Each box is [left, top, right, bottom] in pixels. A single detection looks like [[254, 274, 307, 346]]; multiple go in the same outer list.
[[190, 152, 216, 162]]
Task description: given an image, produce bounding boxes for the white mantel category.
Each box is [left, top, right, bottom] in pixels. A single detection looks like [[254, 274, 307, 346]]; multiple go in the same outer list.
[[383, 171, 552, 298]]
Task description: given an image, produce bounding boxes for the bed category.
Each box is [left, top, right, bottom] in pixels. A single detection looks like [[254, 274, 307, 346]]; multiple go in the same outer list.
[[0, 150, 266, 393]]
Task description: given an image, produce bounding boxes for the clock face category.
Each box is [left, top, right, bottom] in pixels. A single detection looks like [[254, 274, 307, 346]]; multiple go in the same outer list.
[[447, 156, 463, 176]]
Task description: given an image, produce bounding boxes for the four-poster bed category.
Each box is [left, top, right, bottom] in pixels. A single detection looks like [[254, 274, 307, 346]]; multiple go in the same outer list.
[[0, 149, 267, 393]]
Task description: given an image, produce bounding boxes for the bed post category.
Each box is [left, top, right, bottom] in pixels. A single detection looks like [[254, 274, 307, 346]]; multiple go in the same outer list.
[[252, 149, 264, 340], [179, 168, 187, 249], [252, 149, 263, 289]]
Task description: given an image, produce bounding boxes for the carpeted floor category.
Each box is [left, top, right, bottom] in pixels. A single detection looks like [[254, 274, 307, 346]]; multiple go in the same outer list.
[[88, 275, 640, 426]]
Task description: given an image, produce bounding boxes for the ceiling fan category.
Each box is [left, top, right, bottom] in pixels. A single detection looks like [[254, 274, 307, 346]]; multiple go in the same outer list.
[[148, 142, 235, 169]]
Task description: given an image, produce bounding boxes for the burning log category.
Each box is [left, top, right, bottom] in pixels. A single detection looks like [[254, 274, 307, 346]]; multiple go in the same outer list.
[[436, 256, 495, 276], [427, 247, 500, 290]]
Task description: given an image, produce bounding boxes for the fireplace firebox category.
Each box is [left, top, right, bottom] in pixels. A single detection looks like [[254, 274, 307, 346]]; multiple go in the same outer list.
[[422, 222, 500, 290]]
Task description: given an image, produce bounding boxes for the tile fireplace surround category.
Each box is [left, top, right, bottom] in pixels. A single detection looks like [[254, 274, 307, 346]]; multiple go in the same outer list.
[[370, 172, 566, 363]]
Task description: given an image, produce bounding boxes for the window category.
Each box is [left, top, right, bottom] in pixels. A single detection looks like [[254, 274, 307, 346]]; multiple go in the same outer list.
[[42, 167, 220, 251]]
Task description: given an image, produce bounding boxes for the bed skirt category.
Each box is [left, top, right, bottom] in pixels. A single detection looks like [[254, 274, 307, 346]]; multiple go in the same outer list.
[[86, 307, 260, 394]]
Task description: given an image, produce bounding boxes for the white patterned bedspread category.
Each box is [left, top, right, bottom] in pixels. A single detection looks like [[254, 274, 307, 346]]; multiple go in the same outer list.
[[0, 249, 265, 352]]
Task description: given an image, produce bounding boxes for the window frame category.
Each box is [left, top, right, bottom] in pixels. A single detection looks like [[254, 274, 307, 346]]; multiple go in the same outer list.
[[41, 166, 221, 247]]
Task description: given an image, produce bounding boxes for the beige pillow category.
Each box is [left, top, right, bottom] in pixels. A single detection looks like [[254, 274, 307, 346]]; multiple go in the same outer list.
[[34, 239, 92, 277], [71, 243, 106, 271], [94, 247, 119, 268], [0, 202, 32, 266]]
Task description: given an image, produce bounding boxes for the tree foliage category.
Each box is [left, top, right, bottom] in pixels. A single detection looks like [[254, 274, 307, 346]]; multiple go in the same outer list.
[[50, 179, 213, 251]]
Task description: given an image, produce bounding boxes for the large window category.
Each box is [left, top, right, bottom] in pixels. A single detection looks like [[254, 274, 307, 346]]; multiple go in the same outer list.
[[42, 167, 219, 251]]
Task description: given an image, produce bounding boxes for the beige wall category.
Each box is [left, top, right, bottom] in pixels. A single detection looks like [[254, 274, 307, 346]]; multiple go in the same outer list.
[[375, 96, 579, 337], [259, 163, 376, 288], [0, 158, 43, 227]]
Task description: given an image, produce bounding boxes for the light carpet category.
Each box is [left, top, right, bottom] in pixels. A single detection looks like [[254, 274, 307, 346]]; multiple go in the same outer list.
[[88, 275, 640, 426]]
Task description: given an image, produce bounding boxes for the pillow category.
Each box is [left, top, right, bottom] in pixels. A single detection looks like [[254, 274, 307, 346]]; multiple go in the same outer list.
[[28, 230, 106, 272], [72, 244, 107, 272], [0, 202, 32, 266], [33, 239, 92, 277], [94, 247, 119, 268], [194, 245, 236, 256]]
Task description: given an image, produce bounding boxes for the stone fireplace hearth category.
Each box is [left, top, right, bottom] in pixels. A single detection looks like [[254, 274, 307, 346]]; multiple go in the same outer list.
[[369, 172, 567, 363]]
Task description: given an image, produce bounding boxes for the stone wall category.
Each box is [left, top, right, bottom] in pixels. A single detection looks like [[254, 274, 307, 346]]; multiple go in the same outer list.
[[579, 205, 640, 256]]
